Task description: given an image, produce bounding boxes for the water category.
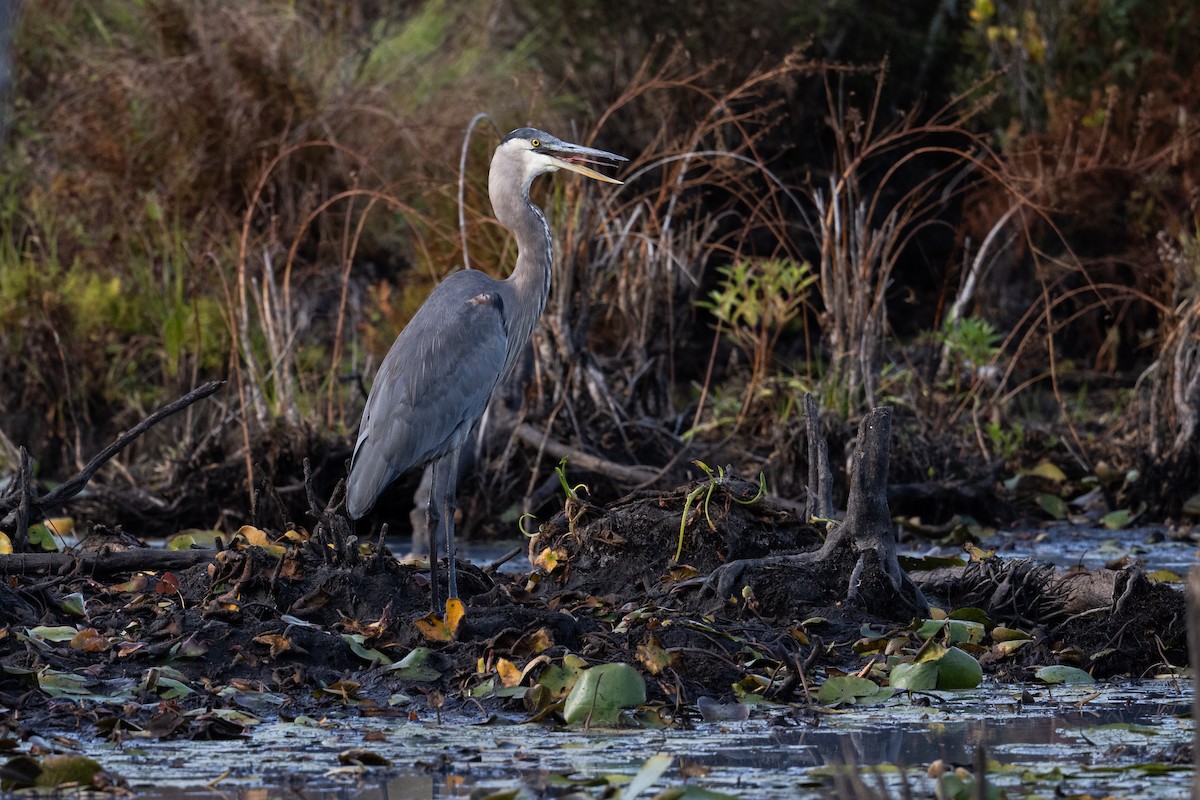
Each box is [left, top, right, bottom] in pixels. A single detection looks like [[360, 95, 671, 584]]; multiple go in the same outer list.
[[51, 681, 1191, 799], [994, 525, 1198, 575]]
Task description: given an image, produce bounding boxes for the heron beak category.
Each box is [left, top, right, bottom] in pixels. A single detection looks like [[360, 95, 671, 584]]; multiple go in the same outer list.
[[547, 142, 627, 185]]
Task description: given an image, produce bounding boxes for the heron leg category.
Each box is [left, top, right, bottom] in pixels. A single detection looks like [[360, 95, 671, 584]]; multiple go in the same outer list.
[[426, 459, 443, 612], [441, 446, 462, 600]]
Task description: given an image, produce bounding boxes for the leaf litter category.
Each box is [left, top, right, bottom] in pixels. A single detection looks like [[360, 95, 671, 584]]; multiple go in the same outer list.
[[0, 470, 1192, 796]]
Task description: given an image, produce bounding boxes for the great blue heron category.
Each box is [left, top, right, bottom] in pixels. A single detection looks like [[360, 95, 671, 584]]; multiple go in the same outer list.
[[346, 128, 626, 614]]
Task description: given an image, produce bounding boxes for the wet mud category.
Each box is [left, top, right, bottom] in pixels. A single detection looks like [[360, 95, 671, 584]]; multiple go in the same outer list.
[[1, 473, 1187, 745]]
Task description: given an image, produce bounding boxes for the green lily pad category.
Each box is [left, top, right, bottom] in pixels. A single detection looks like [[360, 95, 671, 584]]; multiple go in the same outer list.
[[1034, 665, 1095, 685], [890, 661, 939, 691], [891, 645, 982, 691], [563, 663, 646, 726], [816, 675, 894, 706], [537, 655, 587, 699], [934, 645, 983, 689], [916, 619, 985, 645], [37, 669, 92, 697]]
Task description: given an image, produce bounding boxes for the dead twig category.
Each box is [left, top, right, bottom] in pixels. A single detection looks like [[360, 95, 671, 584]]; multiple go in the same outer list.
[[513, 423, 658, 485], [0, 382, 226, 549]]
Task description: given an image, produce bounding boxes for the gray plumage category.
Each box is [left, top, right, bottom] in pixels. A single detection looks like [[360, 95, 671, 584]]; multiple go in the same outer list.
[[346, 127, 625, 611]]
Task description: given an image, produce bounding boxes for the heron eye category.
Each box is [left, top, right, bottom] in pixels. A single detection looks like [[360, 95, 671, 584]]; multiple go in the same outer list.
[[530, 138, 540, 148]]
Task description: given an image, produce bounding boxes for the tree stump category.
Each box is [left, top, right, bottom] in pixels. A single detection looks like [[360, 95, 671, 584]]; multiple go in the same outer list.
[[700, 400, 929, 620]]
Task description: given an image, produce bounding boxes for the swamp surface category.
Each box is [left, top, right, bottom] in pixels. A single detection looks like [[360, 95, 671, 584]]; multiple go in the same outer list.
[[3, 516, 1195, 799]]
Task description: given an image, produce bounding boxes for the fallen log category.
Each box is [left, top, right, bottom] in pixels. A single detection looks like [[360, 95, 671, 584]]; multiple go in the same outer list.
[[0, 549, 216, 576]]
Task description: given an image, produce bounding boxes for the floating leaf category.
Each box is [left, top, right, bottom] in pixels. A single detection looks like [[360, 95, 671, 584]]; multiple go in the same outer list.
[[915, 619, 985, 645], [235, 525, 272, 547], [947, 607, 992, 626], [167, 528, 224, 550], [537, 655, 587, 699], [108, 574, 150, 593], [26, 523, 60, 552], [891, 646, 981, 691], [205, 707, 262, 726], [563, 663, 646, 726], [816, 675, 893, 706], [992, 626, 1032, 642], [936, 771, 1002, 800], [994, 639, 1030, 655], [889, 661, 939, 691], [0, 754, 105, 789], [144, 671, 193, 699], [934, 646, 983, 689], [316, 679, 362, 702], [512, 627, 554, 657], [496, 658, 523, 688], [1147, 569, 1182, 583], [1034, 665, 1095, 685], [620, 753, 672, 800]]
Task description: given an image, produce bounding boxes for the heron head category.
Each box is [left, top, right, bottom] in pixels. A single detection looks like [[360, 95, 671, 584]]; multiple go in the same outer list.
[[496, 128, 626, 190]]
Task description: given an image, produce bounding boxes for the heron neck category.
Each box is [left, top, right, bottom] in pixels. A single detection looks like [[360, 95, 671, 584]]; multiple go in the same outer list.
[[499, 191, 554, 376]]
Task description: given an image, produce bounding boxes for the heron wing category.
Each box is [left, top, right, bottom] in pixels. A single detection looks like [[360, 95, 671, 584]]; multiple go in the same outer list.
[[347, 275, 508, 518]]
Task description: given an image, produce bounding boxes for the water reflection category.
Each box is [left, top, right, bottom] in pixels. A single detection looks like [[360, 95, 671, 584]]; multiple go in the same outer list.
[[75, 684, 1189, 800]]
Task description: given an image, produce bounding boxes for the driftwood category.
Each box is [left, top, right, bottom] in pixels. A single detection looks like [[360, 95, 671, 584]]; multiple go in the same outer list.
[[701, 397, 929, 619], [0, 549, 215, 576], [916, 556, 1175, 628], [512, 422, 659, 485], [0, 381, 224, 551]]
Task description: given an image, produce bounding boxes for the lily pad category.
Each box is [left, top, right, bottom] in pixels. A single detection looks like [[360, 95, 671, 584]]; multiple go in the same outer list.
[[816, 675, 894, 706], [891, 645, 982, 691], [563, 663, 646, 726], [1034, 665, 1095, 685], [915, 619, 985, 645]]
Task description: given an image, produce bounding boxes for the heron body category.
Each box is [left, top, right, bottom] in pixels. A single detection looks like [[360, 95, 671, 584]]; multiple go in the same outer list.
[[347, 128, 625, 612]]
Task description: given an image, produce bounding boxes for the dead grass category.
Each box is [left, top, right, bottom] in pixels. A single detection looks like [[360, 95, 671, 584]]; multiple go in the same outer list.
[[2, 2, 1199, 524]]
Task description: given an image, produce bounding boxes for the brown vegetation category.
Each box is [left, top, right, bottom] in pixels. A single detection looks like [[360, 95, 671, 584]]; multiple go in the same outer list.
[[0, 0, 1197, 538]]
